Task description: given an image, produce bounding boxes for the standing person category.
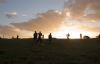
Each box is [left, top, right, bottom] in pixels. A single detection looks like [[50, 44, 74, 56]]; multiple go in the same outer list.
[[17, 35, 19, 39], [33, 31, 38, 41], [33, 31, 38, 45], [66, 33, 70, 39], [97, 34, 100, 39], [48, 33, 52, 43], [80, 33, 82, 39], [38, 31, 42, 43], [42, 35, 44, 39]]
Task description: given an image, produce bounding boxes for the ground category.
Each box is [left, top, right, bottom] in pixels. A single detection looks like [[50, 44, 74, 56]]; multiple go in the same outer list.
[[0, 39, 100, 64]]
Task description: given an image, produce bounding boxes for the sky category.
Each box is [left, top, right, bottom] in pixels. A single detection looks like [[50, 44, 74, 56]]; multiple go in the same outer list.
[[0, 0, 100, 38], [0, 0, 63, 25]]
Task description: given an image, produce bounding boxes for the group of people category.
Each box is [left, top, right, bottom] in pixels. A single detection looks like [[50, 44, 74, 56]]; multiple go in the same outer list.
[[33, 31, 52, 44], [66, 33, 83, 39], [33, 31, 88, 42], [33, 31, 43, 43]]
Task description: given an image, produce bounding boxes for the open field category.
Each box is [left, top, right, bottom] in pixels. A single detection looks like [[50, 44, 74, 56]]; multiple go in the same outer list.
[[0, 39, 100, 64]]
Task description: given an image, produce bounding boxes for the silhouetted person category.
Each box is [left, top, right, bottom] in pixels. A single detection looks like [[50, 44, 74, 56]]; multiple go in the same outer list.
[[37, 32, 42, 43], [48, 33, 52, 43], [17, 35, 19, 39], [80, 33, 82, 39], [42, 35, 44, 39], [33, 31, 38, 41], [97, 34, 100, 39], [66, 33, 70, 39]]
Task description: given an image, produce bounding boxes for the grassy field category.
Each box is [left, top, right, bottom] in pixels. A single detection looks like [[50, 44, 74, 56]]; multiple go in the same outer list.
[[0, 39, 100, 64]]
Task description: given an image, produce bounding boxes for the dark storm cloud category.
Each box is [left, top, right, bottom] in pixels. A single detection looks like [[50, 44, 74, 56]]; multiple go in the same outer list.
[[11, 10, 66, 33]]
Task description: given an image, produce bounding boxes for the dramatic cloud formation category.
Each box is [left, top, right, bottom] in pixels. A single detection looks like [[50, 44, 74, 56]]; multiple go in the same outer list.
[[0, 10, 67, 38], [0, 0, 100, 38], [0, 25, 18, 38], [0, 25, 32, 38], [6, 11, 17, 18], [11, 10, 66, 33], [64, 0, 100, 20]]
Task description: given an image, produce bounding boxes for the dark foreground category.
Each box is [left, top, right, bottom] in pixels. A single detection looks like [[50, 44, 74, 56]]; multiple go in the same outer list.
[[0, 39, 100, 64]]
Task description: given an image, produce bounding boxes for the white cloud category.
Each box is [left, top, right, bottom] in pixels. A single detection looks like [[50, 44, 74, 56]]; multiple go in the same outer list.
[[6, 11, 17, 18], [11, 10, 66, 33], [64, 0, 100, 20]]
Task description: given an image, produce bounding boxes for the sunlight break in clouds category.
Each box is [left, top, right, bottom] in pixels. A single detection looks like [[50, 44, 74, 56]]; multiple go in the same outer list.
[[53, 24, 96, 39], [11, 10, 66, 34]]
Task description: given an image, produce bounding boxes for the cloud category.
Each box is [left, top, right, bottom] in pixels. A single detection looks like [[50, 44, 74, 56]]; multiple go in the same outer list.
[[80, 25, 100, 33], [64, 0, 100, 20], [0, 0, 100, 38], [6, 11, 17, 18], [11, 10, 66, 33], [0, 25, 32, 38], [0, 25, 18, 37]]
